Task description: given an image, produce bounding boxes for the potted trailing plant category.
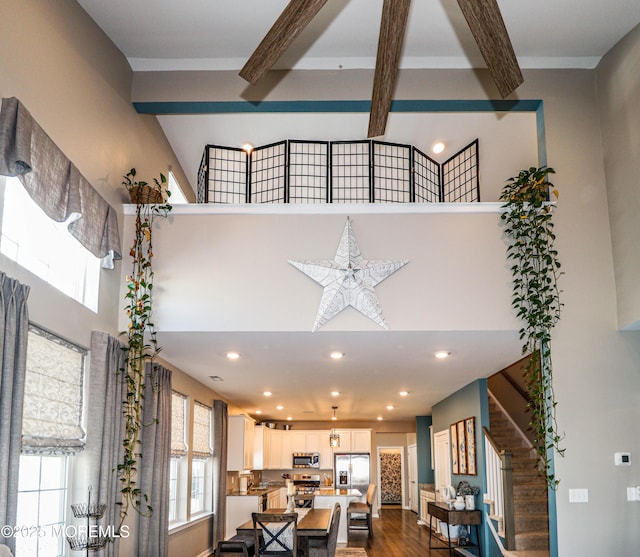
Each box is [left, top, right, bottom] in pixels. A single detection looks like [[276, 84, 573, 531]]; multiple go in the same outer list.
[[499, 166, 564, 489], [117, 169, 171, 531], [122, 167, 167, 204]]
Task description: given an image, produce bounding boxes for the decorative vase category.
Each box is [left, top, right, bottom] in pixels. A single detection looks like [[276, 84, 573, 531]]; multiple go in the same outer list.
[[286, 494, 295, 513], [465, 495, 475, 510], [453, 496, 465, 510]]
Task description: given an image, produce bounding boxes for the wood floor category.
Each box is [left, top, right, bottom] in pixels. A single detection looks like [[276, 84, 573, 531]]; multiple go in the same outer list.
[[345, 507, 463, 557]]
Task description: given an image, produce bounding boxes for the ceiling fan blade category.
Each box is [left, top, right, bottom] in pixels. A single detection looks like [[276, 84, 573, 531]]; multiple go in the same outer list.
[[368, 0, 412, 138], [456, 0, 523, 98], [240, 0, 329, 85]]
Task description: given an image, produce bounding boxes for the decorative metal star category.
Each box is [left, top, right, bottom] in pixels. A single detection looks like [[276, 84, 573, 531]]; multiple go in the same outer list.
[[289, 218, 409, 331]]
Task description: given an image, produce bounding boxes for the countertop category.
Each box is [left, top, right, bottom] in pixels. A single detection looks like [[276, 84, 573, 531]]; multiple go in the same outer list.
[[227, 486, 282, 496], [315, 488, 362, 497]]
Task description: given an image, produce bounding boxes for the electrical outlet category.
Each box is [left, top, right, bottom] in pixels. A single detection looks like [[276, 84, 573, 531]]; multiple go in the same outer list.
[[627, 487, 640, 501], [569, 488, 589, 503]]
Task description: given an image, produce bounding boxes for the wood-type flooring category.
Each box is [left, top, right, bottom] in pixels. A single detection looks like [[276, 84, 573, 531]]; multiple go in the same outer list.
[[345, 507, 467, 557]]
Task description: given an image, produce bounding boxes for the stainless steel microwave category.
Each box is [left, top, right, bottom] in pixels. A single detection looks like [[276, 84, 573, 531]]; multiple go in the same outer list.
[[292, 452, 320, 468]]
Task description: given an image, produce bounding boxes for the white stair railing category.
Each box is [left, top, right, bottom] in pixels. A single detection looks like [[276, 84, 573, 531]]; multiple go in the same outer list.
[[483, 427, 515, 549]]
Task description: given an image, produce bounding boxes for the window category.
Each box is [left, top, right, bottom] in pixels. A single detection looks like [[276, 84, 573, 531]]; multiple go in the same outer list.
[[190, 460, 206, 515], [191, 402, 212, 515], [16, 455, 68, 557], [0, 177, 100, 311], [170, 391, 188, 525], [168, 458, 179, 523], [169, 395, 214, 529], [167, 170, 188, 204], [14, 326, 87, 557]]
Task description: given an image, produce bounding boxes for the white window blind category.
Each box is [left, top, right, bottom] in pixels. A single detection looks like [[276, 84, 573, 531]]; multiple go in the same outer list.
[[22, 325, 86, 455], [171, 391, 188, 457], [192, 402, 212, 459]]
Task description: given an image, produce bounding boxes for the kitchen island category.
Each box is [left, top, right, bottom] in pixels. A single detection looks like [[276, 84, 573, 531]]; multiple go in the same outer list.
[[312, 488, 362, 543]]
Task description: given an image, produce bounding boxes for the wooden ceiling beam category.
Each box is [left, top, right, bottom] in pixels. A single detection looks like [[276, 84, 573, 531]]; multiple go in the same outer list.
[[368, 0, 412, 138], [456, 0, 523, 98], [240, 0, 329, 85]]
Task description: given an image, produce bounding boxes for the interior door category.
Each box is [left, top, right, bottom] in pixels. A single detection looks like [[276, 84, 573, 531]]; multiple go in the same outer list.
[[408, 444, 418, 512], [433, 429, 452, 502]]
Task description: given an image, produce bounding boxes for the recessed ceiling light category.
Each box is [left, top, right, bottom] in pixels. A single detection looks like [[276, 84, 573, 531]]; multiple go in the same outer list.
[[255, 410, 262, 415], [263, 391, 272, 397], [287, 416, 293, 421], [331, 391, 340, 397], [399, 391, 408, 397], [377, 416, 384, 421], [276, 405, 284, 410], [386, 405, 394, 410], [330, 352, 344, 360], [432, 141, 445, 154], [226, 352, 240, 360], [434, 351, 450, 359]]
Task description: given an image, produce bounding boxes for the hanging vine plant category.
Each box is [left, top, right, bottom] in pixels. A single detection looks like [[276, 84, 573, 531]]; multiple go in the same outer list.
[[117, 168, 172, 531], [499, 166, 564, 489]]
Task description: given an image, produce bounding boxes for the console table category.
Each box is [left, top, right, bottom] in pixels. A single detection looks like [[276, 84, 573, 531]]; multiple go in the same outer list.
[[428, 502, 482, 557]]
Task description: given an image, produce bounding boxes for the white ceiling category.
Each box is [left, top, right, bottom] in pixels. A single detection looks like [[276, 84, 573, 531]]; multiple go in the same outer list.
[[78, 0, 640, 423], [77, 0, 640, 71]]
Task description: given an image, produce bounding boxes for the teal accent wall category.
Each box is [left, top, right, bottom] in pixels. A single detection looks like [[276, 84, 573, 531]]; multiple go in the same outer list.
[[416, 415, 434, 485], [432, 379, 496, 557]]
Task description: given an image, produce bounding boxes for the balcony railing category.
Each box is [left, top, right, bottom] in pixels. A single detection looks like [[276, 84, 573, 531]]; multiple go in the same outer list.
[[197, 139, 479, 204]]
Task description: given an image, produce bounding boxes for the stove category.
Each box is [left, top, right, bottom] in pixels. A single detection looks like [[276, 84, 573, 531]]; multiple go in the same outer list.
[[292, 474, 320, 508]]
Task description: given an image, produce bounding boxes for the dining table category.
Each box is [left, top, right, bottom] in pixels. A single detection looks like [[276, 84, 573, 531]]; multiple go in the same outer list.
[[235, 507, 331, 555]]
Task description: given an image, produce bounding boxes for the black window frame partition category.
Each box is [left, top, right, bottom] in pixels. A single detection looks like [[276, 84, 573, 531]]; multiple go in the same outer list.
[[197, 139, 480, 204]]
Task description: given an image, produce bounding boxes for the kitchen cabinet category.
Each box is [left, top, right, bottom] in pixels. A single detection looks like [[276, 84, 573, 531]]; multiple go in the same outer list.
[[331, 429, 371, 453], [227, 415, 255, 471], [253, 424, 271, 470], [266, 489, 280, 509], [266, 428, 292, 469], [288, 430, 333, 469], [225, 495, 261, 539], [419, 486, 436, 529]]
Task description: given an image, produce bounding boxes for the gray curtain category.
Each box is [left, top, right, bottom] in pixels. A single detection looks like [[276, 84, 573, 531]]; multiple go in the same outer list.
[[0, 272, 29, 554], [74, 332, 127, 557], [137, 363, 172, 557], [212, 399, 228, 548], [0, 97, 121, 268]]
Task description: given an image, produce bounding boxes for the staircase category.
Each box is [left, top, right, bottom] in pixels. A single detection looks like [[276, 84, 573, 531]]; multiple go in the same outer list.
[[488, 396, 550, 557]]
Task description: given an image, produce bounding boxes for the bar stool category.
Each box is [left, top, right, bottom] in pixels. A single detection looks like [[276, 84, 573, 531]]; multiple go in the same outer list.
[[347, 483, 376, 538]]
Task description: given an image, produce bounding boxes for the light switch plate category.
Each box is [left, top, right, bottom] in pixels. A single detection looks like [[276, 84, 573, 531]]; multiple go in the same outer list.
[[569, 488, 589, 503]]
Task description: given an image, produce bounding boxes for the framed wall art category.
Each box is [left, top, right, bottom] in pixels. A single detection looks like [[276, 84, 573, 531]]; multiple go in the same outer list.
[[457, 420, 467, 474], [450, 423, 459, 474], [465, 417, 477, 476]]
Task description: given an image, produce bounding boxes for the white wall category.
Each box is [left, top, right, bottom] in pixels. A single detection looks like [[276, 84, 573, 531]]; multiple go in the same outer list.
[[125, 209, 518, 334], [596, 22, 640, 330]]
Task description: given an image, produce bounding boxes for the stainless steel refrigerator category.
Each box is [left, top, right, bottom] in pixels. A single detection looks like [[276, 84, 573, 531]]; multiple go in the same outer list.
[[334, 453, 370, 496]]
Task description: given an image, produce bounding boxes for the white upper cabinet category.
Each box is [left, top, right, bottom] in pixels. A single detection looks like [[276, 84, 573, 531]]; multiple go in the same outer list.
[[249, 426, 371, 470], [331, 429, 372, 453], [227, 414, 255, 471]]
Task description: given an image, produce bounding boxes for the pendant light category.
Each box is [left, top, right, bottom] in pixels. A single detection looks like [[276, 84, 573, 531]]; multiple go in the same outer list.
[[329, 406, 340, 448]]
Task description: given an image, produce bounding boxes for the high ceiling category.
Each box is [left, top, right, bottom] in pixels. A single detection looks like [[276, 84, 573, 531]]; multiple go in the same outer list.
[[78, 0, 640, 72], [79, 1, 640, 423]]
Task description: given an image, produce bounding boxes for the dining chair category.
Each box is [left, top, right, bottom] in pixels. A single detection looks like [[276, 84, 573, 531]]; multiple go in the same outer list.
[[308, 503, 341, 557], [251, 512, 303, 557], [347, 483, 376, 538]]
